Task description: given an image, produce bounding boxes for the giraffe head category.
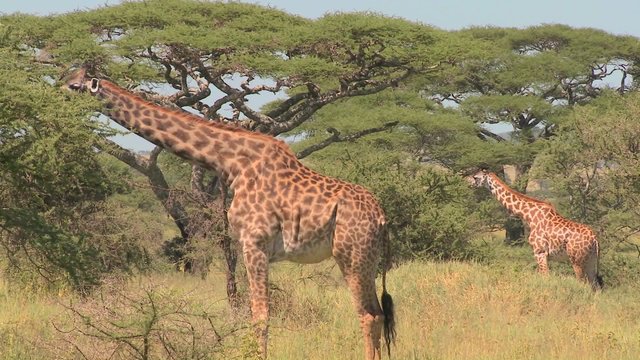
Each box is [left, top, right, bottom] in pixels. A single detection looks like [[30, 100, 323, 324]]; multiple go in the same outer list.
[[62, 68, 100, 94], [467, 169, 493, 189]]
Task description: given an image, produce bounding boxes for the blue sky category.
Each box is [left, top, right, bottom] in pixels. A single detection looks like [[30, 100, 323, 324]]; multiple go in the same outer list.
[[3, 0, 639, 150]]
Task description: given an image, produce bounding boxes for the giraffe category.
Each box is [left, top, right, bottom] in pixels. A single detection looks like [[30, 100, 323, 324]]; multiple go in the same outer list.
[[469, 169, 602, 290], [63, 68, 396, 359]]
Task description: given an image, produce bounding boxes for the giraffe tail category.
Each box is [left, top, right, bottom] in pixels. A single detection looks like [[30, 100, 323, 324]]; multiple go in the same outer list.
[[381, 224, 396, 358], [594, 240, 604, 290]]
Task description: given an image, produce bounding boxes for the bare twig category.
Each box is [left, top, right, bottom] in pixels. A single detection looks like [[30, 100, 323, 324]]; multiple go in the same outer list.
[[296, 121, 399, 159]]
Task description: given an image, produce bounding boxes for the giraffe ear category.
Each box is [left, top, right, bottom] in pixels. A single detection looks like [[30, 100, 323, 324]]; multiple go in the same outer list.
[[89, 78, 100, 93]]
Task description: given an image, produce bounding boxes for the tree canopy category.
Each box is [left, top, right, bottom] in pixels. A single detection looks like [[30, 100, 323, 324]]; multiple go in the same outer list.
[[2, 0, 640, 289]]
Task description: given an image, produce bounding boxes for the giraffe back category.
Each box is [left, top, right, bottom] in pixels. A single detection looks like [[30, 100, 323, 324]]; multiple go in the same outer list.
[[228, 141, 386, 264], [529, 207, 597, 259]]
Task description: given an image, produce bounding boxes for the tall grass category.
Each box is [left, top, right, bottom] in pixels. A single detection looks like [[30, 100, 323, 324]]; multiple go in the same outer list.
[[0, 277, 62, 359], [2, 259, 639, 359], [269, 261, 640, 360]]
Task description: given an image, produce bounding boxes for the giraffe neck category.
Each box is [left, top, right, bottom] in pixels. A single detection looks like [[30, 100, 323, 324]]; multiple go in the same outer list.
[[485, 173, 544, 224], [94, 80, 274, 184]]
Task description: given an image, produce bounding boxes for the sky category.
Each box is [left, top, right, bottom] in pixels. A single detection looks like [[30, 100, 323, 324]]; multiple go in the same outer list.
[[3, 0, 640, 150]]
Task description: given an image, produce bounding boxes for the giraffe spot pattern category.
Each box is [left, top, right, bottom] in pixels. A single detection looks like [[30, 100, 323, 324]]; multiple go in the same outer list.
[[156, 120, 174, 132], [82, 76, 391, 359], [173, 129, 190, 142], [472, 170, 601, 290]]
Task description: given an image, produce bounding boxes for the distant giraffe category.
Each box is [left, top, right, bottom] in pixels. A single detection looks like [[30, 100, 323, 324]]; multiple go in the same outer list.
[[469, 169, 602, 290], [64, 68, 396, 359]]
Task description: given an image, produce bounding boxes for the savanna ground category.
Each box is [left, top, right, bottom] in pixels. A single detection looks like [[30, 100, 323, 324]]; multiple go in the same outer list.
[[2, 232, 640, 360]]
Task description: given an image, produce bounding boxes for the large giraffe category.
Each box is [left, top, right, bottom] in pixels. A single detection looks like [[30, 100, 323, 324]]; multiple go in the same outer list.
[[469, 169, 602, 290], [63, 68, 396, 359]]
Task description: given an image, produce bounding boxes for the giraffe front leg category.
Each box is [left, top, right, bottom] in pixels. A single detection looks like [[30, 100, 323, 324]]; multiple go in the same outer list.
[[242, 241, 270, 358], [571, 260, 586, 282], [529, 233, 550, 276], [533, 250, 549, 275]]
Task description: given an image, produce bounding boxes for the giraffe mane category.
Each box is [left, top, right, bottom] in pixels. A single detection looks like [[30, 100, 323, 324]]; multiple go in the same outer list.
[[487, 172, 557, 209], [100, 80, 296, 157]]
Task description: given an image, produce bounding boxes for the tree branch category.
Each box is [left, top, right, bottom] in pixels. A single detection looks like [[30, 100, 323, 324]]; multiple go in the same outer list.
[[296, 121, 399, 159], [265, 92, 309, 118], [269, 68, 415, 135], [478, 128, 506, 142], [206, 74, 276, 127], [97, 140, 192, 239]]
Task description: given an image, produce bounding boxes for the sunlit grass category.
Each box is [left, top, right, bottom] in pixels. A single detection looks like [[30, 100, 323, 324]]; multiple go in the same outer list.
[[269, 260, 640, 360], [0, 277, 62, 359], [1, 259, 639, 359]]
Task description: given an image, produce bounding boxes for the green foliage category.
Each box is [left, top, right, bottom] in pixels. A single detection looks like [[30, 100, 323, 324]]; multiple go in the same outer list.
[[0, 37, 150, 291], [0, 57, 111, 207], [535, 92, 640, 218], [0, 208, 101, 289], [308, 12, 444, 65], [1, 0, 453, 83], [375, 169, 475, 260], [308, 152, 480, 260], [461, 95, 555, 125], [424, 24, 640, 151]]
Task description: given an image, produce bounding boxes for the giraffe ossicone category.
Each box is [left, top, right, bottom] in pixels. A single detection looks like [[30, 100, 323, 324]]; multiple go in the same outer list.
[[469, 169, 602, 290], [63, 67, 396, 359]]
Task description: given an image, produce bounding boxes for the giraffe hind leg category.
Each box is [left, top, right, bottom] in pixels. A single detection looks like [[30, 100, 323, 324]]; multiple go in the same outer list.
[[533, 251, 550, 275], [570, 243, 601, 291], [335, 252, 384, 360], [344, 270, 384, 360], [571, 261, 586, 282]]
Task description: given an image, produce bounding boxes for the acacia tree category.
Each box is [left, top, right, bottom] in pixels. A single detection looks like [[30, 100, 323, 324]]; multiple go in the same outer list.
[[2, 1, 475, 299], [414, 25, 640, 242], [293, 24, 640, 245], [427, 25, 640, 139]]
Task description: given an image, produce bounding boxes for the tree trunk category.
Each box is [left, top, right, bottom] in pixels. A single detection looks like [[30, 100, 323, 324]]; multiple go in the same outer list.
[[189, 167, 239, 308], [504, 216, 525, 245], [219, 232, 239, 308], [217, 181, 240, 308], [502, 165, 527, 245]]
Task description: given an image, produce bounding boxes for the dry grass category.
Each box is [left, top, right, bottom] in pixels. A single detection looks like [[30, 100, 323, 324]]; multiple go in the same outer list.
[[2, 259, 639, 360]]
